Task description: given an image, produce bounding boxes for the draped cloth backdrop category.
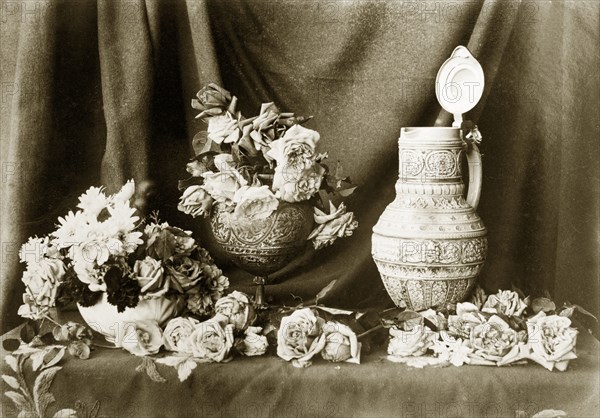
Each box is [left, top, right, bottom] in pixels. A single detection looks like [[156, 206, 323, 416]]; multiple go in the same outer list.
[[1, 0, 598, 333]]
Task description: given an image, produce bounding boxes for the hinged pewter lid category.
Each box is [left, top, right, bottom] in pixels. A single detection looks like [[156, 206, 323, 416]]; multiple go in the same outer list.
[[435, 46, 484, 127]]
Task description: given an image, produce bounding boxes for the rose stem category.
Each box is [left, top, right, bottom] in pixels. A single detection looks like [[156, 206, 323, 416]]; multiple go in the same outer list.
[[357, 324, 384, 340]]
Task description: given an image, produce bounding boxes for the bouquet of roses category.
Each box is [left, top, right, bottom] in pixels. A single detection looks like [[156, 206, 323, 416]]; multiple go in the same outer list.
[[384, 288, 583, 371], [177, 84, 358, 249], [137, 291, 270, 381], [17, 180, 229, 322]]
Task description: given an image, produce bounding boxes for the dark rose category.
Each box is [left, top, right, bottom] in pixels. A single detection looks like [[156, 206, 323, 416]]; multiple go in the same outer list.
[[192, 84, 233, 120]]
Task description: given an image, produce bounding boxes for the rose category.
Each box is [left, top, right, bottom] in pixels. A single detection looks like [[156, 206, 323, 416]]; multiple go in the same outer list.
[[133, 256, 169, 298], [526, 312, 578, 371], [186, 160, 207, 177], [266, 124, 320, 170], [308, 211, 358, 250], [189, 320, 234, 362], [214, 291, 256, 331], [68, 340, 91, 360], [277, 308, 326, 365], [121, 320, 163, 356], [170, 227, 197, 255], [20, 258, 66, 309], [202, 169, 247, 206], [320, 322, 360, 363], [178, 186, 214, 218], [313, 202, 347, 225], [388, 325, 437, 357], [250, 103, 279, 147], [53, 321, 93, 345], [272, 164, 324, 203], [236, 327, 268, 356], [420, 309, 448, 331], [166, 257, 204, 292], [482, 290, 527, 317], [207, 114, 240, 144], [447, 302, 486, 339], [192, 83, 233, 119], [18, 294, 48, 320], [469, 315, 519, 363], [163, 317, 200, 354], [232, 186, 279, 220]]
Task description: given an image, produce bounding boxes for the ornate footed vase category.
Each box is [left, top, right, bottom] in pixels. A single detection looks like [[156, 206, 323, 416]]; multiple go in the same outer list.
[[372, 127, 487, 311], [209, 202, 314, 305]]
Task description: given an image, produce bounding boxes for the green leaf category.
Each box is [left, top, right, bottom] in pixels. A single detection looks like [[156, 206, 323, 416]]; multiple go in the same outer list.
[[3, 338, 21, 352], [573, 304, 598, 321], [154, 229, 177, 261], [41, 347, 65, 370], [558, 306, 575, 318], [380, 309, 423, 330], [33, 366, 62, 417], [337, 186, 357, 197], [1, 374, 20, 390], [315, 280, 337, 305], [178, 176, 204, 191], [510, 283, 527, 300], [39, 332, 55, 346]]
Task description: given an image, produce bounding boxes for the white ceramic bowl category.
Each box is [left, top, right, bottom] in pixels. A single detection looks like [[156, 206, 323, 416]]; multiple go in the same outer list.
[[77, 293, 184, 346]]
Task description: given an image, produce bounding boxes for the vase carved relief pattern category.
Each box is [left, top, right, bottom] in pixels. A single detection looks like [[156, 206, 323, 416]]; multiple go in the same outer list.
[[372, 128, 487, 311], [210, 202, 314, 276]]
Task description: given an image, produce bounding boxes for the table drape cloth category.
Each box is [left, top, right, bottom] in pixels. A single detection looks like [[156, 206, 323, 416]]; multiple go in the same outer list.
[[1, 0, 599, 333], [1, 317, 599, 417]]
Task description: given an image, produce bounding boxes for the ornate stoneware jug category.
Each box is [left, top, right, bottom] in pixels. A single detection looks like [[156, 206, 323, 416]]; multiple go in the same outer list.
[[372, 46, 487, 311]]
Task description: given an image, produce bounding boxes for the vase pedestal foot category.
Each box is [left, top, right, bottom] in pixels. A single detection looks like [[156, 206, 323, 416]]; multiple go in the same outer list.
[[253, 276, 268, 309]]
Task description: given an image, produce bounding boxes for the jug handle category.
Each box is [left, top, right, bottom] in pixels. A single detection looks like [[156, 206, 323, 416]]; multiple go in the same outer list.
[[465, 143, 482, 209]]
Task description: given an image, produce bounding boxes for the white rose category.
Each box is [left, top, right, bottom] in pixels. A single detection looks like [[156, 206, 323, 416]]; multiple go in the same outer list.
[[122, 320, 164, 356], [470, 315, 519, 363], [320, 322, 360, 363], [308, 211, 358, 250], [527, 312, 578, 371], [207, 114, 240, 144], [163, 317, 200, 354], [202, 167, 247, 206], [18, 258, 66, 316], [277, 308, 326, 365], [178, 186, 214, 218], [190, 320, 234, 362], [233, 186, 279, 220], [388, 325, 437, 357], [482, 290, 528, 317], [214, 291, 255, 331], [237, 327, 269, 356], [134, 256, 168, 298], [272, 164, 324, 203], [267, 124, 320, 169]]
